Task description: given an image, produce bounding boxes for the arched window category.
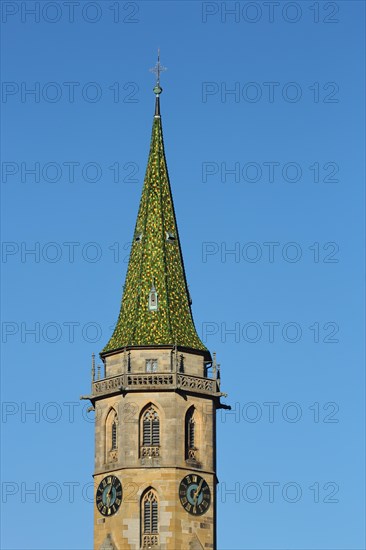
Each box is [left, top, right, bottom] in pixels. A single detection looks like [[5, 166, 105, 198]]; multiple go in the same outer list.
[[141, 405, 160, 458], [185, 407, 197, 461], [106, 408, 118, 463], [141, 489, 159, 548]]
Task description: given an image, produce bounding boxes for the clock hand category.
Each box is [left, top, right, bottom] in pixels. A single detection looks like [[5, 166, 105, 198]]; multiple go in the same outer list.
[[106, 484, 113, 506], [192, 479, 204, 511], [195, 479, 204, 497]]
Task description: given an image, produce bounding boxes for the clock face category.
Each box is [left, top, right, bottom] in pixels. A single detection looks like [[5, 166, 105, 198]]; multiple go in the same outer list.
[[96, 475, 122, 516], [179, 474, 211, 516]]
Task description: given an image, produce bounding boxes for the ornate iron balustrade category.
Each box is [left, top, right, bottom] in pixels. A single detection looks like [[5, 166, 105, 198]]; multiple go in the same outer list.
[[92, 372, 218, 397]]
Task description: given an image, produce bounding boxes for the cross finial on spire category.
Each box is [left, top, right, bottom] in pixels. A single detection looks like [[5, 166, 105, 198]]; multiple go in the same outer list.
[[150, 48, 167, 88], [150, 50, 166, 116]]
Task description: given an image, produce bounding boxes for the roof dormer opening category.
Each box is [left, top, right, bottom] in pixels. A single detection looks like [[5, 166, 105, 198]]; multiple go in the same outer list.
[[166, 232, 176, 242], [148, 279, 158, 311]]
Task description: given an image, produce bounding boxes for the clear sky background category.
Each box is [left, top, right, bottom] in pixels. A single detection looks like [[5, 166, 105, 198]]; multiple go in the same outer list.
[[1, 1, 365, 549]]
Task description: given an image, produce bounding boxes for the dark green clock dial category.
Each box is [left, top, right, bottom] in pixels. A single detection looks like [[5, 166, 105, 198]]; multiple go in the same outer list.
[[179, 474, 211, 515], [96, 475, 122, 516]]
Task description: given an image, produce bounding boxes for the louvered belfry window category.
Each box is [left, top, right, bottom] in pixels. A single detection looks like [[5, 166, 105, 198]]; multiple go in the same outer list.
[[188, 416, 195, 449], [143, 406, 160, 447], [143, 490, 158, 534], [111, 420, 117, 450], [106, 409, 118, 461], [186, 407, 197, 460]]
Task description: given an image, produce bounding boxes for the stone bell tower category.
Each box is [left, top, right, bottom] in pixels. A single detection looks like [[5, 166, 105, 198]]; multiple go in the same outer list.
[[83, 54, 228, 550]]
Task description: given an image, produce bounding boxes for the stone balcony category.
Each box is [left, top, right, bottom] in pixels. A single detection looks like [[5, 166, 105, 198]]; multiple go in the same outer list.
[[91, 372, 221, 398]]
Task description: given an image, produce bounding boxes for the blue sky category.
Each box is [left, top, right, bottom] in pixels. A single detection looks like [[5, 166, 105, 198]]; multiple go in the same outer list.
[[1, 1, 365, 549]]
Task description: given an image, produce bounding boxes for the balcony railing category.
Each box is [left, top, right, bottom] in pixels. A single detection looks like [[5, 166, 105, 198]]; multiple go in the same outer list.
[[92, 372, 219, 397]]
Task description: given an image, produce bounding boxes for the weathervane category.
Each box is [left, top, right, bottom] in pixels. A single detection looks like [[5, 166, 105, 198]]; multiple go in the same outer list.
[[149, 49, 167, 95]]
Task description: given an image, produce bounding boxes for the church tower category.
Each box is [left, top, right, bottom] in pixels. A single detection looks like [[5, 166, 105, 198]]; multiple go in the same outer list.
[[84, 56, 227, 550]]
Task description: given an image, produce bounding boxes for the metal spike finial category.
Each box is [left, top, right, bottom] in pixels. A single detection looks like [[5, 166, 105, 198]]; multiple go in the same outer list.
[[91, 352, 95, 382], [212, 352, 217, 379]]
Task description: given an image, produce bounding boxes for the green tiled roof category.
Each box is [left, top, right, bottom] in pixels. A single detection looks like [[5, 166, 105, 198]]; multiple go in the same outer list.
[[102, 98, 207, 355]]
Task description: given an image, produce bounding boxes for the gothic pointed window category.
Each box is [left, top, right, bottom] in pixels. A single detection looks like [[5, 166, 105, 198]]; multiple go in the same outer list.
[[141, 489, 159, 547], [141, 405, 160, 458], [106, 408, 118, 463]]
